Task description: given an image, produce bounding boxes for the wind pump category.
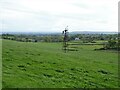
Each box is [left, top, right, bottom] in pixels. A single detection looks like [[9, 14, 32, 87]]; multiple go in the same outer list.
[[62, 26, 69, 52]]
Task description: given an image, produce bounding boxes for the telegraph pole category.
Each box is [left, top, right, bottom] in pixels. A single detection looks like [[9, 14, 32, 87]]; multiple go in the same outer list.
[[62, 26, 69, 53]]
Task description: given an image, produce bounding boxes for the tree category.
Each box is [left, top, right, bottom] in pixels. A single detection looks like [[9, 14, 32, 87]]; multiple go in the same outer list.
[[103, 39, 117, 50], [108, 39, 116, 49]]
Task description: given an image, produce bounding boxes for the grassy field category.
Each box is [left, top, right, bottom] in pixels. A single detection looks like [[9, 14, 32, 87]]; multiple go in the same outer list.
[[0, 39, 2, 89], [2, 40, 118, 88]]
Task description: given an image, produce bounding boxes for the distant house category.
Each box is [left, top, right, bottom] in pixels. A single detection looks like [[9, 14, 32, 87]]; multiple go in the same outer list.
[[75, 38, 80, 40]]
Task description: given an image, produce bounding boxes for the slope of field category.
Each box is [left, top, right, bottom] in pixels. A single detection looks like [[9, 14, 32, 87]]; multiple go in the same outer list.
[[0, 39, 2, 89], [2, 40, 118, 88]]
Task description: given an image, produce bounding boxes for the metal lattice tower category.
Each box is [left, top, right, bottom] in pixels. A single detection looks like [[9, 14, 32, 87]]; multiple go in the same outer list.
[[62, 26, 69, 52]]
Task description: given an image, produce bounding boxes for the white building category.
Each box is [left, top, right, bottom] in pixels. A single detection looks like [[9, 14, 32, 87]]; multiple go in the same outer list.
[[75, 38, 80, 40]]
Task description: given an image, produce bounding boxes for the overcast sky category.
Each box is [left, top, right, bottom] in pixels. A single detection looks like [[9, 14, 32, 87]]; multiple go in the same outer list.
[[0, 0, 119, 32]]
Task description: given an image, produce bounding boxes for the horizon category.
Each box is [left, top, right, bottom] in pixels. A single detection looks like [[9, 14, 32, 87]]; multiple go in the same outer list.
[[2, 30, 119, 33], [1, 0, 118, 32], [1, 30, 118, 33]]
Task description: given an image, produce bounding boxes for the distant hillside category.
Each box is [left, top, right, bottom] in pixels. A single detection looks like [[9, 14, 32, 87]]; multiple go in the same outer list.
[[1, 32, 61, 35], [2, 31, 118, 35], [69, 31, 118, 34]]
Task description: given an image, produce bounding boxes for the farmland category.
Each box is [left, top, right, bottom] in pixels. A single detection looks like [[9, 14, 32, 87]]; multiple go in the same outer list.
[[0, 39, 2, 89], [2, 39, 118, 88]]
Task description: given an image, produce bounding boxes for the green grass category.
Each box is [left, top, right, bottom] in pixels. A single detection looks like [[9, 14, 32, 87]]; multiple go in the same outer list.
[[2, 40, 118, 88], [0, 39, 2, 89]]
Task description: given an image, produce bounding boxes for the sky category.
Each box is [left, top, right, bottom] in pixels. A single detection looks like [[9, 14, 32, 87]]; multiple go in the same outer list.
[[0, 0, 119, 32]]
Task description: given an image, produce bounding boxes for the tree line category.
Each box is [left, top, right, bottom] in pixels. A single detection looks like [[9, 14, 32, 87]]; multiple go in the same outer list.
[[1, 34, 63, 42], [1, 33, 119, 50]]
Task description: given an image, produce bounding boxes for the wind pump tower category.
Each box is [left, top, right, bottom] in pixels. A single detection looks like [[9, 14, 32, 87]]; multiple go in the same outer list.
[[62, 26, 69, 52]]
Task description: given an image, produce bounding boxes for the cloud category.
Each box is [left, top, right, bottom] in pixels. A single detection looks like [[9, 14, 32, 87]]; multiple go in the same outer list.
[[0, 0, 118, 32]]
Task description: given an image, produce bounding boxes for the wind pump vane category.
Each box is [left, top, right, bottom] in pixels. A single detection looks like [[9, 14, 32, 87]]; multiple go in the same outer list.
[[62, 26, 69, 53]]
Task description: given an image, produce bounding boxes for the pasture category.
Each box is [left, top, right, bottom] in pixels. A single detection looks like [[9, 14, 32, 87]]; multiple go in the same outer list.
[[2, 40, 118, 88], [0, 39, 2, 89]]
